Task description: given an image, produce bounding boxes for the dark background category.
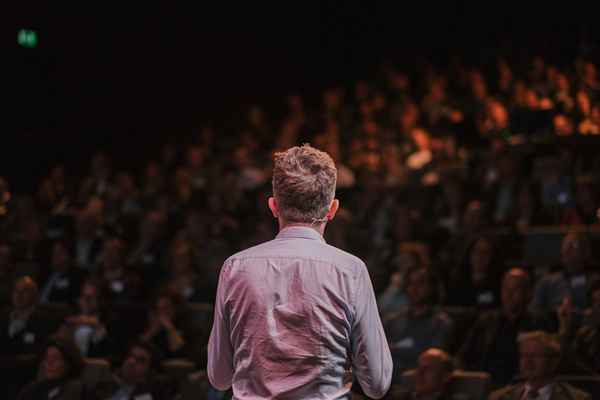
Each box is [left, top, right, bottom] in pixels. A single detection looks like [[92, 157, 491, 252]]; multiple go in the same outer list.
[[4, 4, 600, 192]]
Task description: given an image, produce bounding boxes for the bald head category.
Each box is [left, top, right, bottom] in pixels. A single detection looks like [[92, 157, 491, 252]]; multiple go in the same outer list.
[[12, 276, 39, 311], [415, 348, 454, 396], [502, 268, 532, 319]]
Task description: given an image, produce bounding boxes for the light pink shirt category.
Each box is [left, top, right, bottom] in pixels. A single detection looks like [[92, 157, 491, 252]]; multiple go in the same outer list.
[[208, 226, 392, 399]]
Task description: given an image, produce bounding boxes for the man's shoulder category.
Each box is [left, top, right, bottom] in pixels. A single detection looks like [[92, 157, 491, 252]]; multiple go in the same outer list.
[[553, 382, 592, 400], [488, 383, 521, 400], [224, 237, 366, 272]]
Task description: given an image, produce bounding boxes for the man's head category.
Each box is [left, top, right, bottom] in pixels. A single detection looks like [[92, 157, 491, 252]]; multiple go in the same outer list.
[[269, 144, 338, 226], [404, 266, 439, 307], [78, 280, 101, 315], [121, 342, 156, 385], [518, 331, 561, 384], [51, 239, 73, 273], [12, 276, 39, 311], [414, 348, 454, 397], [560, 231, 590, 274], [501, 268, 532, 319]]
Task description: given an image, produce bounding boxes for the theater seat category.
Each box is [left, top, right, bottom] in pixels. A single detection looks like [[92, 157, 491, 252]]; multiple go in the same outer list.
[[162, 358, 196, 384], [81, 358, 112, 391], [402, 369, 491, 400], [556, 375, 600, 399]]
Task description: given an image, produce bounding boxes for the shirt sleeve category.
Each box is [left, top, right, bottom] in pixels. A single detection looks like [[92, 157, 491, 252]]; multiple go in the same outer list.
[[207, 261, 234, 391], [350, 264, 393, 399]]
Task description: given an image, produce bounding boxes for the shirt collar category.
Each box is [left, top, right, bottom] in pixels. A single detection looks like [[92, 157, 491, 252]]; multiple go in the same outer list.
[[524, 383, 553, 399], [276, 226, 325, 242]]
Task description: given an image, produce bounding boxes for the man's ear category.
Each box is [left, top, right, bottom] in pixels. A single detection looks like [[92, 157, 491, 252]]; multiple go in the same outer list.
[[326, 199, 340, 221], [268, 197, 279, 218]]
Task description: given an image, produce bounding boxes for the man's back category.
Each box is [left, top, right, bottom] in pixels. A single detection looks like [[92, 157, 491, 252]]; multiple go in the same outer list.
[[208, 226, 392, 399]]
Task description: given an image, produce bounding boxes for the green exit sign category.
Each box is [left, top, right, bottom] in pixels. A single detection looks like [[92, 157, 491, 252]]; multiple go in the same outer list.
[[18, 29, 38, 48]]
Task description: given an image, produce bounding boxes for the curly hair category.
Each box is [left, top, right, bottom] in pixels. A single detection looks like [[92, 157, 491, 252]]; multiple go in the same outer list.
[[272, 144, 337, 223]]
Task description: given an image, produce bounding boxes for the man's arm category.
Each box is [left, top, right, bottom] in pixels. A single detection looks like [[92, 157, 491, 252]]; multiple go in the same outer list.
[[207, 262, 234, 391], [350, 265, 393, 399]]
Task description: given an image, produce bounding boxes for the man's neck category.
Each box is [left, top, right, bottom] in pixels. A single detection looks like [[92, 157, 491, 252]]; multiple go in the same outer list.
[[279, 220, 326, 236]]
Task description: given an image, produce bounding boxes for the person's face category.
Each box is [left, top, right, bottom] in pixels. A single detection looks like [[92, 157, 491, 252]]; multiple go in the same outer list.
[[560, 235, 586, 272], [415, 353, 450, 396], [12, 280, 37, 310], [407, 269, 431, 306], [43, 346, 67, 380], [172, 246, 192, 274], [0, 244, 11, 271], [102, 240, 122, 270], [52, 243, 70, 272], [79, 284, 99, 314], [156, 297, 175, 319], [519, 339, 558, 382], [591, 289, 600, 311], [470, 239, 492, 283], [122, 346, 152, 384], [501, 274, 529, 316]]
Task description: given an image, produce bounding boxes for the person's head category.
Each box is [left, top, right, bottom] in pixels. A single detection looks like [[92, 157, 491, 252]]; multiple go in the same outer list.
[[468, 236, 495, 284], [78, 280, 101, 315], [169, 240, 194, 275], [404, 266, 440, 307], [588, 279, 600, 311], [269, 144, 339, 228], [42, 337, 84, 381], [51, 239, 73, 273], [102, 238, 125, 271], [501, 268, 532, 318], [152, 291, 183, 321], [12, 276, 39, 311], [560, 231, 591, 274], [121, 342, 156, 385], [518, 331, 561, 384], [414, 348, 454, 397], [0, 241, 13, 275]]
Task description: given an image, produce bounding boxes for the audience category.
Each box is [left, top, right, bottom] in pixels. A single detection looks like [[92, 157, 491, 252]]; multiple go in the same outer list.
[[458, 268, 555, 386], [1, 49, 600, 398], [489, 331, 591, 400], [17, 337, 85, 400]]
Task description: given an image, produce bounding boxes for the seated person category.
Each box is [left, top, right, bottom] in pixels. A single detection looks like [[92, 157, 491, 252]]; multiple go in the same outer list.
[[572, 279, 600, 373], [458, 268, 556, 386], [532, 231, 600, 314], [384, 266, 453, 381], [39, 239, 86, 305], [140, 291, 188, 360], [57, 279, 114, 359], [446, 236, 502, 310], [489, 331, 591, 400], [91, 341, 166, 400], [163, 239, 210, 303], [17, 337, 85, 400], [0, 276, 60, 357], [96, 238, 145, 305], [392, 348, 470, 400]]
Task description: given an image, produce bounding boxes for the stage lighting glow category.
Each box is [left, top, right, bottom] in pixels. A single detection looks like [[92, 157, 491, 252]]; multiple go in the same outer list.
[[18, 29, 38, 48]]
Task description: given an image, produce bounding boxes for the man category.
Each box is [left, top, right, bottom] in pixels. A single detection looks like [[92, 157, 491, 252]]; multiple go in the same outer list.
[[393, 348, 469, 400], [39, 239, 85, 305], [489, 331, 590, 400], [0, 276, 61, 397], [208, 144, 392, 399], [458, 268, 555, 386], [532, 231, 599, 313], [92, 342, 166, 400], [0, 276, 59, 356], [384, 266, 453, 381]]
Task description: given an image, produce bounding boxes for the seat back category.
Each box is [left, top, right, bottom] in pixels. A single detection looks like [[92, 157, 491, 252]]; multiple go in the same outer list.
[[402, 369, 491, 400]]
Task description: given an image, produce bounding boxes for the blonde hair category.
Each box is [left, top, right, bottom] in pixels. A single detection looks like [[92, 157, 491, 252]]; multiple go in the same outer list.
[[272, 144, 337, 223], [518, 331, 561, 358]]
